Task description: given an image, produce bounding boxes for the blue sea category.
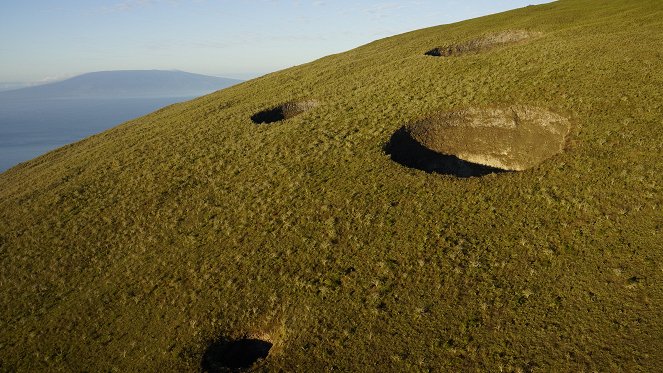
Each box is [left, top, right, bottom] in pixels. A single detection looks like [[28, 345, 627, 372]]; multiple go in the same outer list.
[[0, 97, 193, 172]]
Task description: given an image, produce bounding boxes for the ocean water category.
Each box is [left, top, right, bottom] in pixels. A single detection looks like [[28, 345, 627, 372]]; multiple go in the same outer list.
[[0, 97, 193, 172]]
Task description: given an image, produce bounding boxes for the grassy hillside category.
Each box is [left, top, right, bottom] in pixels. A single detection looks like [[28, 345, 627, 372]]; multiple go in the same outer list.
[[1, 0, 662, 371]]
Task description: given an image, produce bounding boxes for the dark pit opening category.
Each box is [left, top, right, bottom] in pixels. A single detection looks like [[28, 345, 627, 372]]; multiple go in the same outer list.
[[201, 338, 273, 372], [251, 107, 285, 124], [385, 127, 508, 178], [251, 100, 318, 124]]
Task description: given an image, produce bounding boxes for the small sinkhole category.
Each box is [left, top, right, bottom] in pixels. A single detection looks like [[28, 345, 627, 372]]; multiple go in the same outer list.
[[251, 100, 318, 124], [201, 338, 273, 372], [425, 30, 540, 57]]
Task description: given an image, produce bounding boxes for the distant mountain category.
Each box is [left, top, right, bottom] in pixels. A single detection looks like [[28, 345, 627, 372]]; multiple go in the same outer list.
[[0, 82, 34, 92], [0, 70, 242, 99]]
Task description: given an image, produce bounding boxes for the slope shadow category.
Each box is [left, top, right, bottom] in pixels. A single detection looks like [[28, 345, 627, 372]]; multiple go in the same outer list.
[[385, 127, 508, 178], [201, 338, 272, 372]]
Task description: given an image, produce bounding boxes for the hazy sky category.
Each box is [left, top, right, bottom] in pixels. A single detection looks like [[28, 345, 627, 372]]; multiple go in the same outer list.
[[1, 0, 553, 82]]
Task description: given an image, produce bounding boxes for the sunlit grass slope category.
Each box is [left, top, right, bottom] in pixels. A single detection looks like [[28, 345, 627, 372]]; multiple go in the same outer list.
[[1, 0, 662, 371]]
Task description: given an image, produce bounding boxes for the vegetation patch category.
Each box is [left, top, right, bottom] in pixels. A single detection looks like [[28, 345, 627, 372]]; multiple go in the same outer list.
[[201, 337, 272, 372], [425, 30, 540, 57], [250, 100, 318, 124], [387, 106, 570, 175]]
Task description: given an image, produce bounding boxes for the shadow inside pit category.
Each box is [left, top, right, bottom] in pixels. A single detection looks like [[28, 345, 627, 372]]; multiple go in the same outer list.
[[425, 48, 451, 57], [201, 338, 273, 372], [251, 107, 285, 124], [385, 127, 509, 178]]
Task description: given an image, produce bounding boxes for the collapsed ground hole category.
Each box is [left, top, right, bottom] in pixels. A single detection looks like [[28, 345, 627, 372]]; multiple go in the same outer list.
[[425, 30, 540, 57], [385, 127, 507, 177], [385, 106, 570, 177], [251, 100, 318, 124], [201, 338, 272, 372]]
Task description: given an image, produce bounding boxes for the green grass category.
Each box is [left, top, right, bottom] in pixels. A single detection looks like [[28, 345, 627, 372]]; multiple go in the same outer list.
[[1, 0, 663, 371]]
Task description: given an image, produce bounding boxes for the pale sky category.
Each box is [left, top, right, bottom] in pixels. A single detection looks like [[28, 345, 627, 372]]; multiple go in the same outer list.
[[0, 1, 554, 82]]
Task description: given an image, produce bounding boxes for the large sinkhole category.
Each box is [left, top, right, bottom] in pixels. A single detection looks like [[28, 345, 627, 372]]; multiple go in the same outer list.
[[425, 30, 540, 57], [251, 100, 318, 124], [385, 106, 570, 178], [201, 338, 272, 372]]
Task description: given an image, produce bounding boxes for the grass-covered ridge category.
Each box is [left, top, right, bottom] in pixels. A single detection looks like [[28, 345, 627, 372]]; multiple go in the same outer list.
[[1, 0, 662, 371]]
